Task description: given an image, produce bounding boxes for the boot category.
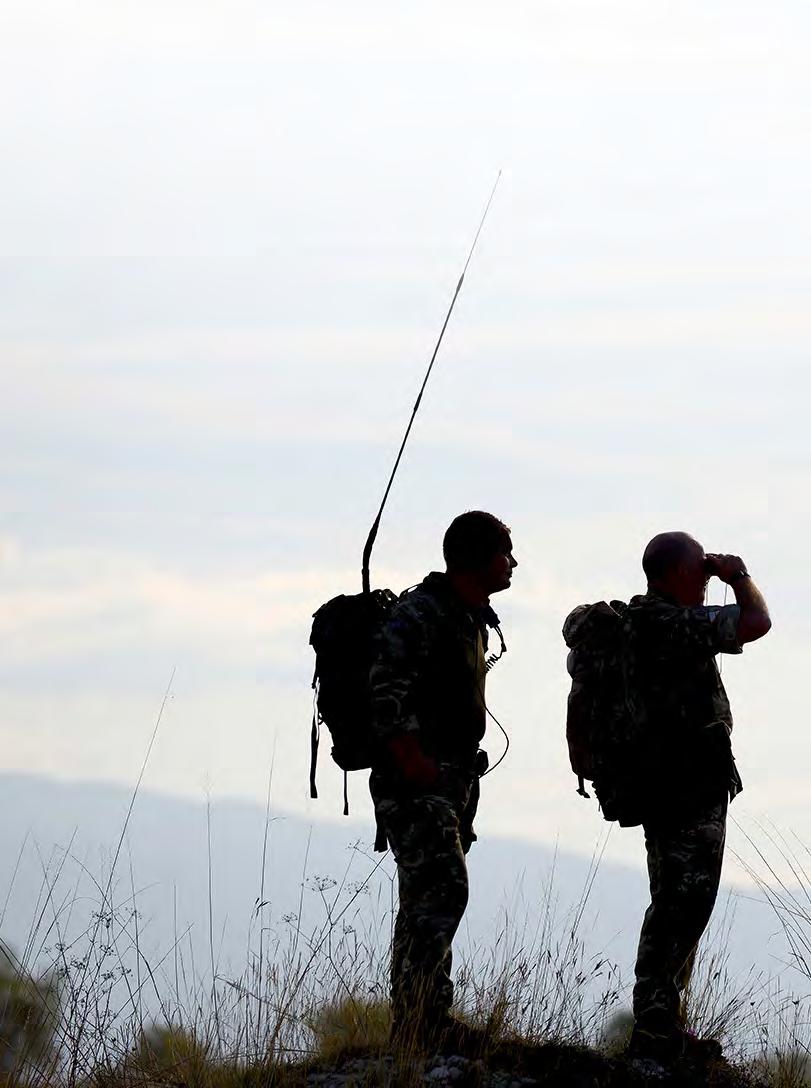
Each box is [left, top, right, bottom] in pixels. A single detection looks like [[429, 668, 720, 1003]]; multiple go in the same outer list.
[[628, 1025, 723, 1067], [434, 1015, 490, 1056], [627, 1025, 684, 1066]]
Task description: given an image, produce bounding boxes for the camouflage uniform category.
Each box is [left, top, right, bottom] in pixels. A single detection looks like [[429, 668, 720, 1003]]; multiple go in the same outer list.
[[633, 796, 728, 1040], [369, 572, 496, 1036], [626, 590, 743, 1044]]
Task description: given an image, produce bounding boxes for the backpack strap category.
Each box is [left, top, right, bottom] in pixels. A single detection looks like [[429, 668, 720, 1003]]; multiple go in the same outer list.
[[309, 672, 320, 800], [309, 711, 319, 799], [374, 813, 388, 852]]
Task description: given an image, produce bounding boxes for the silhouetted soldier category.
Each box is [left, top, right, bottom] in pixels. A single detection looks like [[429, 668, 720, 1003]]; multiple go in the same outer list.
[[627, 531, 771, 1064], [369, 511, 516, 1050]]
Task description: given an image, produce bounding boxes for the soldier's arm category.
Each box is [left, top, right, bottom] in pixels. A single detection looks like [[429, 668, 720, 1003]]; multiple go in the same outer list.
[[706, 554, 772, 645], [644, 599, 743, 657], [734, 578, 771, 644]]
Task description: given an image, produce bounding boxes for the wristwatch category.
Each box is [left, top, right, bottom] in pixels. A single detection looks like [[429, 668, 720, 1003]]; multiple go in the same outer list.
[[729, 569, 750, 584]]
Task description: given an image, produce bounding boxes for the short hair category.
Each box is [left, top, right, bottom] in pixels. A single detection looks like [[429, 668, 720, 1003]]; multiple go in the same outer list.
[[642, 531, 701, 582], [443, 511, 512, 572]]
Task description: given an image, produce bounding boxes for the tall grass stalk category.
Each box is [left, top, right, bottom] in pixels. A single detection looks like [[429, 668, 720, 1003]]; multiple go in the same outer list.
[[7, 799, 811, 1086]]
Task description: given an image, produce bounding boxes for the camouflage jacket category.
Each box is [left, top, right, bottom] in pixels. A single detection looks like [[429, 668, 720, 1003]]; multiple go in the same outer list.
[[369, 572, 497, 773], [626, 589, 744, 808]]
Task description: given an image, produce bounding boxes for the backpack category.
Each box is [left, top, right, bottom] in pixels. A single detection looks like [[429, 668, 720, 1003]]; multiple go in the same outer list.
[[309, 588, 398, 812], [562, 600, 649, 826]]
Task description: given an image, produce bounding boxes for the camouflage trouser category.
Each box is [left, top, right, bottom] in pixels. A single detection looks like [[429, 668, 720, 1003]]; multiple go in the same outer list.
[[370, 771, 477, 1034], [632, 794, 728, 1039]]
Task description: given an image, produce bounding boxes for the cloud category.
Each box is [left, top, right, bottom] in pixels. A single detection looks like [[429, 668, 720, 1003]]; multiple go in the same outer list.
[[0, 0, 807, 857], [4, 0, 798, 66], [0, 535, 347, 675]]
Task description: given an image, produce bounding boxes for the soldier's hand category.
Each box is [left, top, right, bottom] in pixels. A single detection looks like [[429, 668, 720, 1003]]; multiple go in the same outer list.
[[388, 734, 440, 788], [705, 553, 748, 584]]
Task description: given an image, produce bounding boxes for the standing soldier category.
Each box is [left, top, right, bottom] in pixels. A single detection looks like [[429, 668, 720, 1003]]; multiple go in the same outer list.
[[626, 531, 771, 1065], [369, 511, 517, 1051]]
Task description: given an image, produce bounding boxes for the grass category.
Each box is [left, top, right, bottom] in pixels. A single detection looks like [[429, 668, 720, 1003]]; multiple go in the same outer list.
[[450, 844, 625, 1046], [4, 774, 811, 1087], [0, 825, 788, 1088]]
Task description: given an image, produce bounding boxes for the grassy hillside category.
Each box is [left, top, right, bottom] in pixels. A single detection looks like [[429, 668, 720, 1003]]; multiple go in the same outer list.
[[1, 775, 810, 1086]]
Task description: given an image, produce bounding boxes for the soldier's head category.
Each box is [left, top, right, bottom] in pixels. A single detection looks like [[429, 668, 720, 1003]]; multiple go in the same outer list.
[[443, 511, 517, 600], [642, 531, 708, 606]]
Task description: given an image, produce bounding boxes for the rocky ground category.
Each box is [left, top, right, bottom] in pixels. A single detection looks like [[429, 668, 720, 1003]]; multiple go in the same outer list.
[[292, 1041, 769, 1088]]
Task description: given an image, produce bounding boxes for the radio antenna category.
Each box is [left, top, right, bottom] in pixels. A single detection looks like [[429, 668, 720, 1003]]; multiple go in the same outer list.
[[361, 171, 502, 594]]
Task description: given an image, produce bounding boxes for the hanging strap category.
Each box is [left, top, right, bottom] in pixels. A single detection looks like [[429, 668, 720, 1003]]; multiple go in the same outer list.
[[309, 711, 319, 799], [309, 677, 320, 800], [374, 813, 388, 852]]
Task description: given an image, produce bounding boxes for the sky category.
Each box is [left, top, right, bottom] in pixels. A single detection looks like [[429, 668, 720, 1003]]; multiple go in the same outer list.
[[1, 0, 810, 878]]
